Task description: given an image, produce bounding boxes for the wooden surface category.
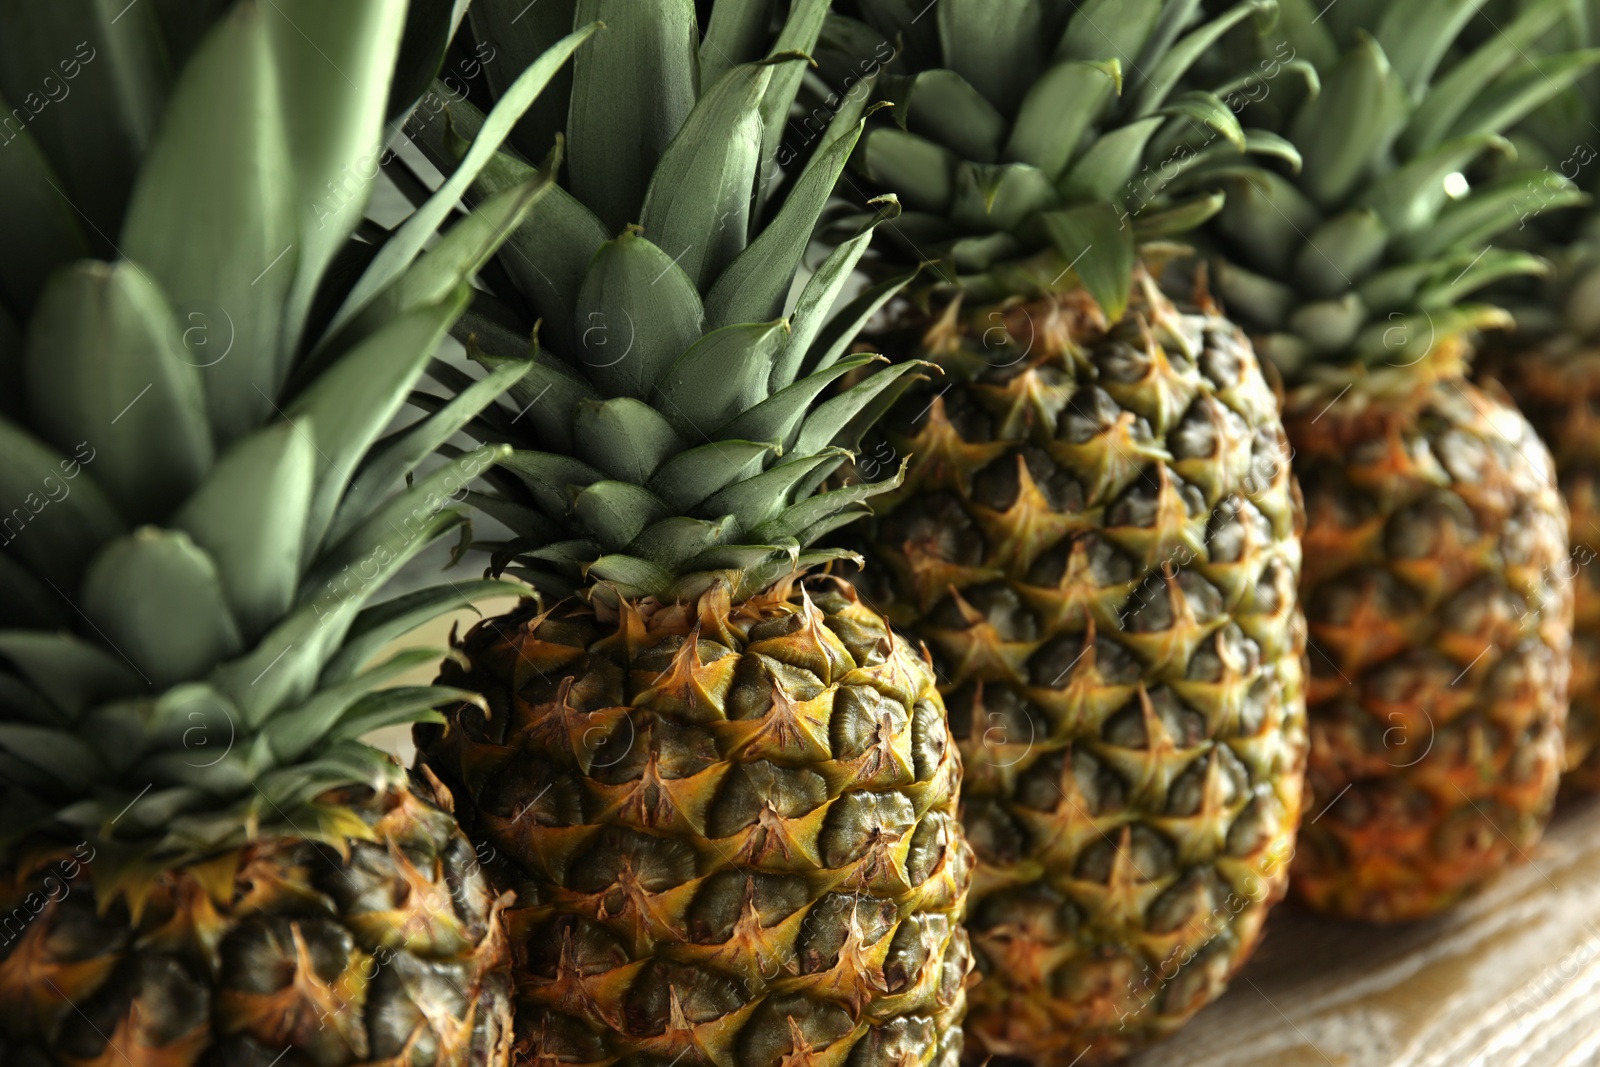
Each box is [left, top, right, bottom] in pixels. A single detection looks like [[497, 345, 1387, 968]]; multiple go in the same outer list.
[[1129, 795, 1600, 1067], [369, 604, 1600, 1066]]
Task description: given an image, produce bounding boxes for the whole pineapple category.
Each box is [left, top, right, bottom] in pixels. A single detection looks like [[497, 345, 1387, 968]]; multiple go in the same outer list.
[[813, 3, 1309, 1063], [0, 3, 592, 1062], [1205, 0, 1586, 920], [1471, 0, 1600, 792], [406, 4, 974, 1066]]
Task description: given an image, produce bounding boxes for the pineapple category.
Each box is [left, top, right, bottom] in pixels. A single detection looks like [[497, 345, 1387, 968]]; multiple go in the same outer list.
[[405, 4, 974, 1066], [1471, 2, 1600, 792], [1204, 0, 1588, 921], [0, 3, 593, 1062], [812, 2, 1310, 1063]]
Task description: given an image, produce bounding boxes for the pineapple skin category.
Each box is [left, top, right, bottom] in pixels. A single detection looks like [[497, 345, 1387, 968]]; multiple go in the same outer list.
[[416, 575, 974, 1067], [1478, 345, 1600, 791], [1287, 355, 1574, 921], [847, 277, 1308, 1066], [0, 786, 514, 1066]]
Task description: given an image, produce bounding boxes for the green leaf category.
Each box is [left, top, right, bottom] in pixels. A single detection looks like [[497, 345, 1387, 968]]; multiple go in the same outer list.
[[574, 481, 670, 551], [792, 360, 928, 456], [574, 398, 686, 483], [1057, 116, 1164, 203], [937, 0, 1045, 114], [751, 463, 902, 544], [466, 0, 578, 164], [627, 515, 734, 568], [1404, 0, 1572, 152], [1417, 249, 1547, 309], [0, 632, 145, 718], [654, 320, 788, 437], [701, 0, 777, 91], [861, 127, 958, 213], [312, 444, 511, 592], [1056, 0, 1161, 64], [897, 69, 1008, 165], [800, 263, 917, 378], [264, 0, 407, 351], [121, 2, 296, 446], [474, 345, 599, 454], [1373, 0, 1483, 97], [213, 510, 467, 725], [1399, 172, 1584, 260], [951, 162, 1059, 234], [321, 578, 528, 685], [570, 0, 698, 233], [1293, 209, 1388, 299], [173, 421, 315, 643], [25, 261, 211, 524], [1212, 260, 1297, 329], [1041, 202, 1136, 322], [330, 357, 532, 546], [328, 22, 599, 337], [640, 62, 774, 290], [585, 553, 673, 596], [1006, 59, 1120, 180], [0, 724, 104, 792], [401, 94, 607, 355], [1360, 133, 1510, 237], [647, 441, 775, 512], [0, 418, 124, 590], [760, 0, 830, 172], [1157, 90, 1245, 152], [772, 212, 899, 391], [705, 449, 848, 532], [0, 97, 91, 313], [341, 175, 554, 350], [288, 291, 470, 556], [726, 353, 883, 447], [572, 230, 706, 398], [83, 529, 243, 689], [1130, 191, 1225, 239], [1445, 50, 1600, 145], [1131, 0, 1269, 118], [1213, 167, 1322, 274], [0, 3, 167, 252], [327, 687, 458, 746], [1289, 33, 1409, 207], [707, 118, 865, 330], [500, 450, 605, 515]]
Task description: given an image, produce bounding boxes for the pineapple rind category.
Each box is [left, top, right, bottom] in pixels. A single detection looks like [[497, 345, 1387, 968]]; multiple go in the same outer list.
[[417, 575, 974, 1067], [850, 277, 1307, 1066], [0, 785, 513, 1066]]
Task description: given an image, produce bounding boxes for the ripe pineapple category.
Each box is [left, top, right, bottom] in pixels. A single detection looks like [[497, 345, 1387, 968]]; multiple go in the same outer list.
[[406, 4, 974, 1066], [813, 3, 1310, 1063], [0, 3, 592, 1062], [1205, 0, 1588, 920], [1470, 4, 1600, 791]]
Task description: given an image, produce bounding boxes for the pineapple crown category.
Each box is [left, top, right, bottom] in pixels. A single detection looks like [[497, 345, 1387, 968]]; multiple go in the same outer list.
[[1467, 0, 1600, 342], [400, 1, 928, 606], [813, 0, 1304, 320], [0, 2, 589, 867], [1204, 0, 1600, 378]]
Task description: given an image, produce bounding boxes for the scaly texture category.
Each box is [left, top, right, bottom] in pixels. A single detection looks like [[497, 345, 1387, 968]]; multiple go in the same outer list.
[[418, 576, 973, 1067], [1202, 0, 1587, 920], [0, 787, 511, 1067], [1285, 358, 1571, 920], [1482, 338, 1600, 792], [847, 276, 1306, 1066]]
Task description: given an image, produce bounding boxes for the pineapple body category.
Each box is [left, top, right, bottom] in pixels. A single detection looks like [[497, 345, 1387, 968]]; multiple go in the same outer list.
[[1287, 358, 1573, 920], [0, 787, 512, 1066], [850, 278, 1307, 1065], [1481, 344, 1600, 791], [417, 576, 973, 1067]]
